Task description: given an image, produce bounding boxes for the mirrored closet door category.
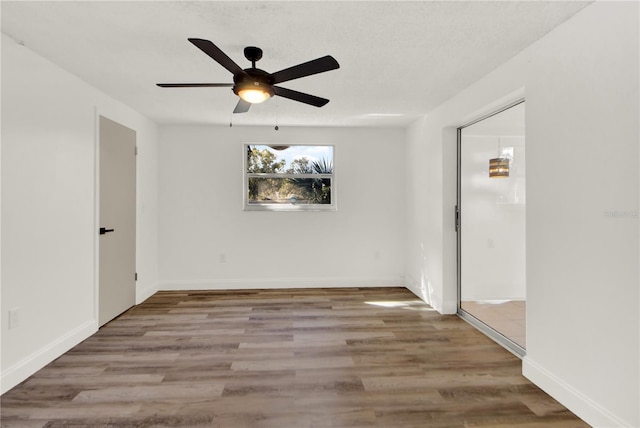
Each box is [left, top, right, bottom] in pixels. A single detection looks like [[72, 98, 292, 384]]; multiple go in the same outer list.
[[457, 100, 526, 356]]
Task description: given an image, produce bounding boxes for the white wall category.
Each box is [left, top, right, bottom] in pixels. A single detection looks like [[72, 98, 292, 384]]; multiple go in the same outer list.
[[0, 34, 159, 393], [523, 3, 638, 426], [158, 125, 405, 290], [405, 2, 638, 426]]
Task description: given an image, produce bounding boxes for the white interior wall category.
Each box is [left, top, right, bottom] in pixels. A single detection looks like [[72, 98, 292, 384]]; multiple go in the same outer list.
[[158, 125, 406, 289], [523, 3, 638, 425], [0, 34, 159, 393], [405, 2, 638, 426]]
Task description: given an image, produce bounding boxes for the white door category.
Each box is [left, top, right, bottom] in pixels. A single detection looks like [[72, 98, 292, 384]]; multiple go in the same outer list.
[[99, 116, 136, 326]]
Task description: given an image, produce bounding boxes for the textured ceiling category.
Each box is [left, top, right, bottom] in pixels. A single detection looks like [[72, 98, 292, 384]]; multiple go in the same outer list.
[[1, 1, 590, 127]]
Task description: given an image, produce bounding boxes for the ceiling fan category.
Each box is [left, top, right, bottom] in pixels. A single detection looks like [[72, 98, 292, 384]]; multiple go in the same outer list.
[[157, 38, 340, 114]]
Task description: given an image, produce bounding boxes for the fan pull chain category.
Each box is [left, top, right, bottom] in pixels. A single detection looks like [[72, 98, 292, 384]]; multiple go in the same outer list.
[[274, 97, 279, 131]]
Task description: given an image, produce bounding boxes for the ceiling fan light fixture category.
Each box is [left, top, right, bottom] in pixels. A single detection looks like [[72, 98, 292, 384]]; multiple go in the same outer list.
[[237, 87, 272, 104], [234, 79, 274, 104]]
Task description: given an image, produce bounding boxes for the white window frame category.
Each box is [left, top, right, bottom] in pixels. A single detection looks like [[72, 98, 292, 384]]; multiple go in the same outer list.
[[243, 143, 336, 212]]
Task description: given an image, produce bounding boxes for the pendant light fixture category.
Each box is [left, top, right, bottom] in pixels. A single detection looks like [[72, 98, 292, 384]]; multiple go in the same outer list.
[[489, 137, 510, 178], [489, 157, 510, 177]]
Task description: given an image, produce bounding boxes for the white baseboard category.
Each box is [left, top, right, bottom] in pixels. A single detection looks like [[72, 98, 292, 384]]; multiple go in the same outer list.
[[1, 320, 97, 394], [523, 357, 632, 428], [158, 276, 404, 291]]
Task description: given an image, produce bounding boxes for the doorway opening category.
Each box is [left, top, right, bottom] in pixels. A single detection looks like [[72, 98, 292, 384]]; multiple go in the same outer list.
[[456, 100, 526, 356]]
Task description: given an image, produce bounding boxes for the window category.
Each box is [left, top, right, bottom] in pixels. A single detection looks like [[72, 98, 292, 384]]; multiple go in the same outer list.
[[244, 144, 335, 211]]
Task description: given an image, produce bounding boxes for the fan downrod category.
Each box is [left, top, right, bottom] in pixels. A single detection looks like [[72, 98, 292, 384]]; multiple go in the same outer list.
[[244, 46, 263, 68]]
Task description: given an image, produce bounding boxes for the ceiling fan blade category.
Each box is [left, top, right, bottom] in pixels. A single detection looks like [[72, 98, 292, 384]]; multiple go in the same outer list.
[[188, 38, 249, 77], [233, 99, 251, 114], [273, 86, 329, 107], [156, 83, 234, 88], [271, 56, 340, 84]]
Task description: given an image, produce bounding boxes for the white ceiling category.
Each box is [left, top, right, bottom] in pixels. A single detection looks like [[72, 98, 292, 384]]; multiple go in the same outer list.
[[1, 1, 590, 128]]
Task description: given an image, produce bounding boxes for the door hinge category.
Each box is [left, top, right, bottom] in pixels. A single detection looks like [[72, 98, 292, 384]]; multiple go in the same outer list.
[[135, 272, 138, 281], [135, 146, 138, 156], [455, 205, 460, 232]]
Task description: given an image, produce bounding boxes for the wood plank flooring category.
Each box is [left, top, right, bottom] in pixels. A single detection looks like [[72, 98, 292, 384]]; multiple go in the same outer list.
[[1, 288, 589, 427], [461, 300, 526, 348]]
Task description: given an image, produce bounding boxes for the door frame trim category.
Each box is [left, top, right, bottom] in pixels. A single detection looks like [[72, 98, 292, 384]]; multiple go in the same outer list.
[[93, 108, 100, 326]]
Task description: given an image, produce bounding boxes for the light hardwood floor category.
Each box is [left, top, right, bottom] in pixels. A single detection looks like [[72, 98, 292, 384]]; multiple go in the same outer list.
[[461, 300, 526, 348], [1, 288, 588, 427]]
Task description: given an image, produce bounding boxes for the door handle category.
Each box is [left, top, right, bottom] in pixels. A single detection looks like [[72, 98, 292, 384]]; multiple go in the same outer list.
[[99, 227, 115, 235]]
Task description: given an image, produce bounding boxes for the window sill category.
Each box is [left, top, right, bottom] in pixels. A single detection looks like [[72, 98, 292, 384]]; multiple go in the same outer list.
[[243, 204, 337, 212]]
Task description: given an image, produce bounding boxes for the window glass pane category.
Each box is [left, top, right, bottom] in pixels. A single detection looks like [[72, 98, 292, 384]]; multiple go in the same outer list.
[[248, 177, 332, 205], [247, 145, 333, 175]]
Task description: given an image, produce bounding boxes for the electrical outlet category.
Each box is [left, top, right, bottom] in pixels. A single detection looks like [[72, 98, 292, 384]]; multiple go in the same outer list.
[[219, 253, 226, 263], [8, 308, 20, 329]]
